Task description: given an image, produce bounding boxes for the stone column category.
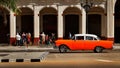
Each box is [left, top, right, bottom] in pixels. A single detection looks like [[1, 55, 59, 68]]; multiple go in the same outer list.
[[58, 6, 64, 39], [81, 8, 86, 34], [10, 11, 16, 45], [107, 0, 114, 41], [34, 6, 40, 45]]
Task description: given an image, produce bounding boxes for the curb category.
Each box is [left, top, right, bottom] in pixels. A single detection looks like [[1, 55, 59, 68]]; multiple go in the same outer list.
[[0, 52, 49, 63], [0, 59, 41, 62]]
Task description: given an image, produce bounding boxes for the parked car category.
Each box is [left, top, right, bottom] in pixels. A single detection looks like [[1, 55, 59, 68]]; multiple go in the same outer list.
[[55, 34, 113, 53]]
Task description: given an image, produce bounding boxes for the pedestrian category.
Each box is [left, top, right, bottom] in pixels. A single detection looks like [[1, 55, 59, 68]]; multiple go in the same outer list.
[[39, 32, 42, 44], [16, 33, 21, 46], [27, 32, 31, 45], [45, 34, 50, 45], [41, 32, 45, 44], [22, 32, 27, 46], [69, 32, 72, 39], [51, 33, 55, 44]]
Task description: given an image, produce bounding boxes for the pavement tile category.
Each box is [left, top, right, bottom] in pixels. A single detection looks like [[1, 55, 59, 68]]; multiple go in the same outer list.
[[0, 52, 49, 62]]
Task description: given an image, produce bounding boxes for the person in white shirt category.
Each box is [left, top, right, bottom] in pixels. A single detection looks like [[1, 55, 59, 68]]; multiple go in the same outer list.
[[16, 33, 21, 46], [41, 32, 45, 44]]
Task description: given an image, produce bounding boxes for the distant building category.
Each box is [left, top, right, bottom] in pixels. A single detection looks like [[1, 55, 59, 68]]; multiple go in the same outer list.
[[0, 0, 120, 44]]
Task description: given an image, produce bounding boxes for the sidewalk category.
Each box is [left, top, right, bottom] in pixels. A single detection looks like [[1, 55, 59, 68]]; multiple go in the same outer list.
[[0, 44, 119, 52], [0, 44, 54, 52], [0, 44, 52, 62], [113, 43, 120, 49]]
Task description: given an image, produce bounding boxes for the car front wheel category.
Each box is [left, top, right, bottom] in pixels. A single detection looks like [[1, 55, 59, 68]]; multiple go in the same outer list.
[[59, 45, 69, 53]]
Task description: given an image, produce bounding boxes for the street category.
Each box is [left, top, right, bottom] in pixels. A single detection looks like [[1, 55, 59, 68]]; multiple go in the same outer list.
[[0, 50, 120, 68], [0, 61, 120, 68]]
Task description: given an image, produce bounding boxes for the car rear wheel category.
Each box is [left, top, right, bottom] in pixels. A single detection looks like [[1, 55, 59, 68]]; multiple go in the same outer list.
[[59, 45, 69, 53], [94, 46, 103, 53]]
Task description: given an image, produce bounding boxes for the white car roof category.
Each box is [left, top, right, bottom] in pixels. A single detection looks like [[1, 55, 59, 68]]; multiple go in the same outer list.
[[74, 34, 98, 38]]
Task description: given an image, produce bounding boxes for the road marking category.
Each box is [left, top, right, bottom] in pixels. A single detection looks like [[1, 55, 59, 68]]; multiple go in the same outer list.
[[96, 59, 114, 62]]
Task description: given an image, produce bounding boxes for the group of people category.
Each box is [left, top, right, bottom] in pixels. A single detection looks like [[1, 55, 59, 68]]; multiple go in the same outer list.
[[16, 32, 56, 46], [39, 32, 56, 45], [16, 32, 31, 47]]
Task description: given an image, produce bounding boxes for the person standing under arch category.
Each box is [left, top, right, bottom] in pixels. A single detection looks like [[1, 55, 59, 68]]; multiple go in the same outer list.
[[41, 32, 45, 44]]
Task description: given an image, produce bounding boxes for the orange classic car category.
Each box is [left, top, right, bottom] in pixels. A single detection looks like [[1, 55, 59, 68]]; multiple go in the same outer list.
[[55, 34, 113, 53]]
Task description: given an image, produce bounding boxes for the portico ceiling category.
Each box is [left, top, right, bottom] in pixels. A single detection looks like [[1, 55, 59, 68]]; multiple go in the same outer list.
[[16, 0, 106, 6]]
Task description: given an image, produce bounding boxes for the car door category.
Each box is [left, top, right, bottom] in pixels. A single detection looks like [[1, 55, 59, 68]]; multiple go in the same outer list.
[[84, 36, 97, 50], [73, 36, 85, 50]]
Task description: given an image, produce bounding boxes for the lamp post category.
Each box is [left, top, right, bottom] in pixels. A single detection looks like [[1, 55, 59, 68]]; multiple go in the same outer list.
[[81, 0, 93, 34]]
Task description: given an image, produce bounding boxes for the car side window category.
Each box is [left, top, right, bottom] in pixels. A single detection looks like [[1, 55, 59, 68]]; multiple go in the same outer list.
[[86, 36, 94, 40], [76, 36, 84, 40]]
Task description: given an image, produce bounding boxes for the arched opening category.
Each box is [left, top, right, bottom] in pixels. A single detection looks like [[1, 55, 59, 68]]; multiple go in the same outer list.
[[0, 7, 10, 44], [16, 7, 34, 42], [63, 7, 81, 39], [88, 7, 104, 37], [115, 0, 120, 43], [88, 14, 101, 36], [40, 7, 57, 36], [64, 14, 79, 38]]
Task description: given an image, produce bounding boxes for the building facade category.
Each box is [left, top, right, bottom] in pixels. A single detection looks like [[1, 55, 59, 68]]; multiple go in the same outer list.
[[0, 0, 120, 44]]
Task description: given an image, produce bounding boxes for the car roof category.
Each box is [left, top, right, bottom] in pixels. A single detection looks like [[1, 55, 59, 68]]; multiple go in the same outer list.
[[74, 34, 97, 38]]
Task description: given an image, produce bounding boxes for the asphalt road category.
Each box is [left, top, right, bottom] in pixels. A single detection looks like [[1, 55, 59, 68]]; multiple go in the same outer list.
[[0, 61, 120, 68], [0, 50, 120, 68]]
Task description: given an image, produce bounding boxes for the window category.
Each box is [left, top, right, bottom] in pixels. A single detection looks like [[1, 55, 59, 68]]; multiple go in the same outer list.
[[76, 36, 84, 40], [86, 36, 98, 40], [86, 36, 94, 40]]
